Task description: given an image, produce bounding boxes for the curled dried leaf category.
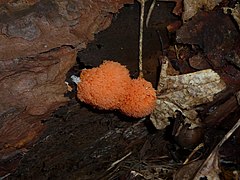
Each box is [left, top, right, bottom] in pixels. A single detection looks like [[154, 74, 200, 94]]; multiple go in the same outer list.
[[150, 57, 226, 130], [183, 0, 222, 22]]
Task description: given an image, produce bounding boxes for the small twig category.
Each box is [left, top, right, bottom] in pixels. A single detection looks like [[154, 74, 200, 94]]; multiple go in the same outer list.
[[156, 30, 164, 54], [183, 143, 204, 165], [0, 173, 11, 180], [137, 0, 147, 78], [107, 152, 132, 171], [130, 170, 145, 178], [217, 118, 240, 148], [174, 45, 180, 61], [146, 0, 156, 27]]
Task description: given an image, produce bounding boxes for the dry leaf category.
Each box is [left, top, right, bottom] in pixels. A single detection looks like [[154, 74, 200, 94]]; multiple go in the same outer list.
[[150, 56, 226, 130], [175, 152, 221, 180], [167, 20, 182, 32], [159, 0, 183, 16], [174, 119, 240, 179], [176, 11, 238, 53], [174, 160, 204, 180], [193, 151, 221, 180], [172, 0, 183, 16], [189, 53, 210, 70], [193, 118, 240, 179], [182, 0, 222, 21], [223, 4, 240, 30]]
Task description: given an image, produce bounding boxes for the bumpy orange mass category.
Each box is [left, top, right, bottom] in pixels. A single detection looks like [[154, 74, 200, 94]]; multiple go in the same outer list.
[[77, 61, 131, 110], [77, 61, 156, 118], [119, 78, 156, 118]]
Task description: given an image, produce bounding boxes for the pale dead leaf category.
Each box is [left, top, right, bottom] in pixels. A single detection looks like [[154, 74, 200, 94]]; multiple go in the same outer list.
[[150, 56, 226, 130], [183, 0, 222, 22], [174, 160, 204, 180], [223, 3, 240, 30], [193, 118, 240, 179], [174, 153, 221, 180], [193, 151, 221, 180], [174, 119, 240, 179]]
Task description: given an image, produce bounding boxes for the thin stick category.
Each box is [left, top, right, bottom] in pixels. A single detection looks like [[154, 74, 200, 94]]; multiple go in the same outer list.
[[138, 0, 146, 78], [183, 143, 204, 165], [217, 118, 240, 148], [146, 0, 156, 27], [107, 152, 132, 171]]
